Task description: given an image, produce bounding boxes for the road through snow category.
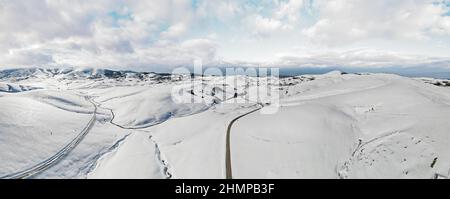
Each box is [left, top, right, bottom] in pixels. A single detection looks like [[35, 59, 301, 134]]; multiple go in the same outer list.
[[0, 96, 97, 179], [226, 104, 262, 179]]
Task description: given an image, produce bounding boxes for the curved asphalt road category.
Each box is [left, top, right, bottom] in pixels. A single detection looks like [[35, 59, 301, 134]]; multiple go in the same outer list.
[[226, 104, 263, 179], [0, 96, 97, 179]]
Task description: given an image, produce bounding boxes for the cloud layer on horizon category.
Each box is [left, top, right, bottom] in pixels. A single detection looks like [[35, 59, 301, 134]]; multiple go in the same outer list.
[[0, 0, 450, 70]]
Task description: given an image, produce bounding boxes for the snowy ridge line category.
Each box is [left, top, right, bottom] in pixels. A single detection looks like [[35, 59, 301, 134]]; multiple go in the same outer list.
[[100, 101, 166, 130], [0, 96, 97, 179], [149, 136, 173, 179], [83, 133, 132, 178], [339, 131, 404, 179], [91, 96, 209, 130], [93, 90, 144, 103], [282, 80, 392, 105], [351, 131, 402, 157]]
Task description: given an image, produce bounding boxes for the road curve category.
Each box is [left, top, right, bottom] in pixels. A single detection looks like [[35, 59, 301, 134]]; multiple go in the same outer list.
[[90, 97, 166, 130], [225, 104, 262, 179], [0, 96, 97, 179]]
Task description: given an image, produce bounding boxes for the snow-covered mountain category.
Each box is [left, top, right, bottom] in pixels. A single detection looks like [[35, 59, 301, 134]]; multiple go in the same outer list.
[[0, 67, 449, 179], [0, 67, 174, 83]]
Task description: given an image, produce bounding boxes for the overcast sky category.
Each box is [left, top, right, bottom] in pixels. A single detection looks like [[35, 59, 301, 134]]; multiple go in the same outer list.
[[0, 0, 449, 70]]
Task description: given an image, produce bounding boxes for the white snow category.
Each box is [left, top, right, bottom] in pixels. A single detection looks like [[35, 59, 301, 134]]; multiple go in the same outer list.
[[87, 133, 167, 179], [91, 85, 210, 128], [0, 82, 41, 93], [0, 91, 92, 176], [1, 68, 450, 179], [232, 73, 450, 178]]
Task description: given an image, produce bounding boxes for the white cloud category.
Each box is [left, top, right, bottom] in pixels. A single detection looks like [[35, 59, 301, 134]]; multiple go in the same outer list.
[[274, 0, 304, 23], [0, 0, 218, 69], [270, 48, 450, 68], [303, 0, 450, 45], [161, 23, 188, 39], [245, 14, 292, 37], [0, 0, 449, 70], [0, 0, 116, 50], [195, 0, 242, 21], [1, 50, 55, 66]]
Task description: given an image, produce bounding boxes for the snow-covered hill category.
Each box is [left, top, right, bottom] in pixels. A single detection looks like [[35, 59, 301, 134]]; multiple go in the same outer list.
[[234, 73, 450, 178], [0, 67, 449, 179], [0, 82, 41, 93]]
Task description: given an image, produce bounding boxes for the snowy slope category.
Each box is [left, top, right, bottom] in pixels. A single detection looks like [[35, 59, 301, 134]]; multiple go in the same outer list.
[[1, 67, 450, 179], [0, 90, 93, 176], [0, 82, 42, 93], [87, 133, 167, 179], [88, 102, 259, 179], [89, 72, 450, 179], [233, 73, 450, 178], [90, 84, 211, 129], [0, 67, 213, 178]]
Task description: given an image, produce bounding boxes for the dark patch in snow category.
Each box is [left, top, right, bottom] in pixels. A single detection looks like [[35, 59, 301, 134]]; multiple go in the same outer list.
[[430, 157, 438, 168]]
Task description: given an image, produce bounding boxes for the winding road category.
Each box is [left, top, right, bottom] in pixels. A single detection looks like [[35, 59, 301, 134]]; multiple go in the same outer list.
[[0, 96, 97, 179], [225, 104, 263, 179], [90, 96, 174, 130]]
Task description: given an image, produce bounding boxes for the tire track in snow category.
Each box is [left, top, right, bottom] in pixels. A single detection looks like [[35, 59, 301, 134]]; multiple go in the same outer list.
[[90, 97, 173, 179], [1, 96, 97, 179], [84, 133, 132, 177], [351, 131, 402, 157]]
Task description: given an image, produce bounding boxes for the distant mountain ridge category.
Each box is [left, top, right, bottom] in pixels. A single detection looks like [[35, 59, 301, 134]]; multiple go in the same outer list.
[[0, 67, 174, 82]]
